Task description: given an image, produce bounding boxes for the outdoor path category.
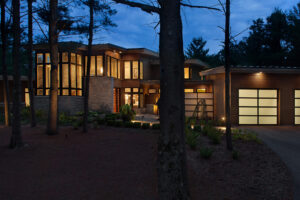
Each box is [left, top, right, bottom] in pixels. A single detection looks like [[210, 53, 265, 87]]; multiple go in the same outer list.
[[241, 126, 300, 200]]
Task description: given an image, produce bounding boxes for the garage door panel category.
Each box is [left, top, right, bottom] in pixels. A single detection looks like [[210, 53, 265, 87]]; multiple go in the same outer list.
[[239, 107, 257, 115], [239, 89, 257, 98], [198, 93, 213, 99], [259, 108, 277, 116], [295, 99, 300, 107], [259, 90, 277, 98], [259, 99, 277, 107], [295, 117, 300, 124], [239, 116, 258, 124], [259, 116, 277, 125], [239, 99, 257, 106]]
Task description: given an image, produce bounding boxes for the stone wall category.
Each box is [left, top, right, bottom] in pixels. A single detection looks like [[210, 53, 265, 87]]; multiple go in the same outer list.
[[34, 96, 84, 115], [88, 76, 114, 112]]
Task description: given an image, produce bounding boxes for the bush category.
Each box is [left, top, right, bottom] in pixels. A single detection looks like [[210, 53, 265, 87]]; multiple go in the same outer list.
[[207, 129, 222, 145], [232, 150, 240, 160], [105, 114, 117, 122], [124, 121, 134, 128], [120, 104, 135, 122], [36, 109, 46, 122], [132, 122, 141, 128], [21, 107, 31, 121], [152, 123, 160, 130], [232, 129, 262, 144], [114, 121, 123, 127], [59, 112, 74, 125], [194, 125, 201, 132], [106, 120, 115, 126], [142, 123, 150, 129], [96, 117, 105, 125], [200, 147, 213, 159], [186, 129, 200, 150]]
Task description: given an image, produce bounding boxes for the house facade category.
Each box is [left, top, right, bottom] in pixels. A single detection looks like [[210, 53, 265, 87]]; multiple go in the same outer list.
[[32, 42, 211, 117], [28, 42, 300, 126]]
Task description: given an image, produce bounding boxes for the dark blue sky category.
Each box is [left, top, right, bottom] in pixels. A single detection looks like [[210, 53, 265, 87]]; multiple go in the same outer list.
[[70, 0, 299, 54]]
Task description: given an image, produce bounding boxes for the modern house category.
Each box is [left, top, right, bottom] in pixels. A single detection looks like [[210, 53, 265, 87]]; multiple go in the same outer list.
[[3, 41, 300, 126]]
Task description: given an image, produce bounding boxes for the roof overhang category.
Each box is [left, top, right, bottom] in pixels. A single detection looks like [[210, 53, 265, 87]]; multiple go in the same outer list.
[[200, 66, 300, 76]]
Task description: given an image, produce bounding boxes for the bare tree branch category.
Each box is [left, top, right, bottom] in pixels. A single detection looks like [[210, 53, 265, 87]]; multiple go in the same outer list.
[[180, 3, 221, 11], [216, 0, 226, 13], [112, 0, 160, 14], [32, 15, 48, 40]]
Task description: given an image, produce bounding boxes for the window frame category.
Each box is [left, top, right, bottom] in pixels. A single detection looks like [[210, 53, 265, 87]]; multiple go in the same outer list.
[[35, 51, 83, 97], [123, 60, 143, 80]]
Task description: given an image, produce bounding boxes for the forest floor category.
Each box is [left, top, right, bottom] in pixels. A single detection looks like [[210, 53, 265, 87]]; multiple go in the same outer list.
[[0, 125, 293, 200]]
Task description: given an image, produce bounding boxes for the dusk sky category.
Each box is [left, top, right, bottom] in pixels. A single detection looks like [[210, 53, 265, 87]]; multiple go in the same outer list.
[[70, 0, 299, 54]]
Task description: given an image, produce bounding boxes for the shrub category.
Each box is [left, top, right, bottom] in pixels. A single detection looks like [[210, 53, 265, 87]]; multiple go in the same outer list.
[[21, 107, 31, 121], [142, 123, 150, 129], [114, 121, 123, 127], [186, 129, 200, 150], [152, 123, 160, 130], [200, 147, 213, 159], [105, 114, 117, 122], [59, 112, 74, 125], [120, 104, 135, 122], [232, 150, 240, 160], [133, 122, 141, 128], [36, 109, 46, 122], [124, 121, 133, 128], [232, 129, 262, 144], [194, 125, 201, 132], [207, 129, 222, 145], [106, 120, 115, 126], [96, 117, 105, 125]]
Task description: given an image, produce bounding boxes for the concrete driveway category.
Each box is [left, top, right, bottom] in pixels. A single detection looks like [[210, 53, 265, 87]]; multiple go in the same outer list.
[[241, 126, 300, 200]]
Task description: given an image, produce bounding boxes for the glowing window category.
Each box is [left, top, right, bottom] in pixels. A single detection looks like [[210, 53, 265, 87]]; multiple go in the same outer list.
[[140, 62, 143, 80], [132, 61, 139, 79], [184, 89, 194, 93], [184, 67, 189, 79], [197, 89, 206, 93], [124, 61, 131, 79], [149, 89, 157, 94], [37, 53, 43, 64]]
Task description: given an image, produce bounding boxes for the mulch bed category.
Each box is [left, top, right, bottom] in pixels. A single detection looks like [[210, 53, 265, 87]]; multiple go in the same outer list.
[[0, 125, 293, 200]]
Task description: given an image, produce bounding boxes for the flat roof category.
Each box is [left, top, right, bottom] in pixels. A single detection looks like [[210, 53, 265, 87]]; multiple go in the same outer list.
[[33, 42, 159, 57], [200, 65, 300, 76]]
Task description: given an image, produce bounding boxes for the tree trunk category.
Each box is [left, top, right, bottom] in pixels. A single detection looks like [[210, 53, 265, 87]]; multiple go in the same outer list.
[[225, 0, 233, 150], [10, 0, 23, 148], [157, 0, 190, 199], [27, 0, 36, 127], [83, 0, 94, 133], [46, 0, 59, 135], [1, 0, 10, 126]]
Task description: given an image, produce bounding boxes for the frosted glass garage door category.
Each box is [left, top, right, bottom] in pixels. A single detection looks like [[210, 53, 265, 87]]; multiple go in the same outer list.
[[295, 90, 300, 124], [185, 92, 213, 119], [239, 89, 278, 125]]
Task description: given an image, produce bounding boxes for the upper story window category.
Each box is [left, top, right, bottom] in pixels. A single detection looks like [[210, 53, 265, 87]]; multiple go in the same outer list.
[[36, 52, 83, 96], [106, 56, 120, 79], [124, 60, 143, 80], [84, 55, 103, 77], [184, 67, 191, 79]]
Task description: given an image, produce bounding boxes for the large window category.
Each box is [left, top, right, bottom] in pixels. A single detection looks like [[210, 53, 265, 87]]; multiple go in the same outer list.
[[84, 55, 103, 77], [124, 88, 143, 108], [36, 52, 83, 96], [238, 89, 278, 125], [124, 60, 143, 80], [106, 56, 120, 79], [184, 67, 190, 79]]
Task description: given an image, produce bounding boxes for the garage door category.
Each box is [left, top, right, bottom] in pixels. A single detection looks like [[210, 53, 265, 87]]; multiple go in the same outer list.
[[295, 90, 300, 124], [239, 89, 278, 125]]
